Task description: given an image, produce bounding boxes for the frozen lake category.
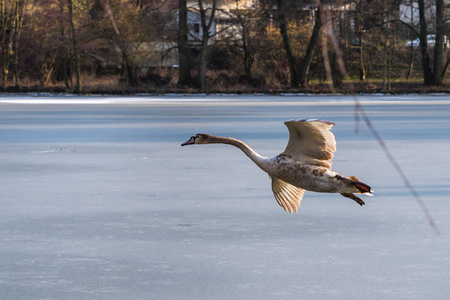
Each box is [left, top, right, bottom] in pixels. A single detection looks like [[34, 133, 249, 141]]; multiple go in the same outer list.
[[0, 94, 449, 299]]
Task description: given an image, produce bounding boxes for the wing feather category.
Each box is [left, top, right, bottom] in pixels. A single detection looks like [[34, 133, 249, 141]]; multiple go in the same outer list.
[[283, 119, 336, 168], [271, 176, 305, 213]]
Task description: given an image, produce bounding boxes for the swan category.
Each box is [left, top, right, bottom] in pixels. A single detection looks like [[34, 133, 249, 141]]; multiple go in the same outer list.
[[181, 119, 372, 213]]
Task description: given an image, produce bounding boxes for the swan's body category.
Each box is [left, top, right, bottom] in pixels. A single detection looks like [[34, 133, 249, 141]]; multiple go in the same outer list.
[[181, 119, 372, 213]]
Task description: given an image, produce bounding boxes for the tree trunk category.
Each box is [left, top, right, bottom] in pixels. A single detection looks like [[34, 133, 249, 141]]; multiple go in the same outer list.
[[238, 10, 252, 77], [197, 0, 216, 90], [417, 0, 433, 85], [177, 0, 194, 87], [12, 0, 18, 87], [242, 27, 252, 76], [357, 2, 365, 81], [432, 0, 444, 85], [68, 0, 81, 93], [198, 35, 208, 90], [122, 51, 135, 85], [382, 1, 391, 92], [59, 0, 70, 90], [298, 8, 321, 87], [1, 0, 9, 87], [359, 36, 365, 81], [441, 55, 450, 80], [406, 2, 414, 80], [276, 0, 299, 88], [12, 0, 25, 88]]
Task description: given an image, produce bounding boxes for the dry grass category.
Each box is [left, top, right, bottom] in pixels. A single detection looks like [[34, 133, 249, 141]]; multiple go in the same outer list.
[[2, 73, 450, 95]]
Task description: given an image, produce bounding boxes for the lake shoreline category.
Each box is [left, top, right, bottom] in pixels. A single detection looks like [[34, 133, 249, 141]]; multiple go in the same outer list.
[[1, 81, 450, 96]]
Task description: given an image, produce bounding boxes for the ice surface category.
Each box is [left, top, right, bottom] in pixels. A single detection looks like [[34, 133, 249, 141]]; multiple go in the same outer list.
[[0, 95, 449, 299]]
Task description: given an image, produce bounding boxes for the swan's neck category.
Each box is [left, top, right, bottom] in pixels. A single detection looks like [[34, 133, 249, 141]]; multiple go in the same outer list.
[[208, 136, 270, 172]]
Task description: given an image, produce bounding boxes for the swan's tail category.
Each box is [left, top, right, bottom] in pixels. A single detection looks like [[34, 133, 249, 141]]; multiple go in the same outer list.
[[336, 175, 373, 195], [348, 175, 373, 195]]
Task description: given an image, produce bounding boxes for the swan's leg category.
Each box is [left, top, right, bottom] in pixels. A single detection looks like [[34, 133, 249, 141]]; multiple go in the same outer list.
[[340, 193, 365, 206]]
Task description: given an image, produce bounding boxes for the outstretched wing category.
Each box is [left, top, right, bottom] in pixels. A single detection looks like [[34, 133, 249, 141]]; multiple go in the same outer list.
[[271, 176, 305, 213], [283, 119, 336, 168]]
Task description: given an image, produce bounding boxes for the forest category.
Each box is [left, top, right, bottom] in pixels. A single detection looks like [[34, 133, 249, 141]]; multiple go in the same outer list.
[[0, 0, 449, 94]]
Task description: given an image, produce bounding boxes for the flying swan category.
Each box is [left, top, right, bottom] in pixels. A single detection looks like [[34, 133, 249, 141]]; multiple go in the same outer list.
[[181, 119, 372, 213]]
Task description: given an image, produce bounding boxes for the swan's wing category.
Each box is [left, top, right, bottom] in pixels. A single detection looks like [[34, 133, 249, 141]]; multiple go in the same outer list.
[[283, 119, 336, 168], [271, 176, 305, 213]]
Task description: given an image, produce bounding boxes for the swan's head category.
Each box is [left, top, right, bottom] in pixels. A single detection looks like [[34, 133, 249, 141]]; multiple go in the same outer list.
[[181, 134, 212, 146]]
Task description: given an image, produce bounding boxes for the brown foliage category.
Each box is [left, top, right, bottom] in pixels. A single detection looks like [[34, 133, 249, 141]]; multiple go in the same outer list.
[[1, 0, 449, 92]]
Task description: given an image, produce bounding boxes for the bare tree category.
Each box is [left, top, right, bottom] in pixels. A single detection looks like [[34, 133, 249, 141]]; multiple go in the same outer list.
[[417, 0, 433, 85], [97, 0, 157, 86], [12, 0, 26, 87], [276, 0, 299, 87], [1, 0, 7, 87], [356, 0, 365, 81], [405, 0, 414, 80], [382, 0, 392, 92], [298, 6, 321, 87], [415, 0, 446, 86], [58, 0, 70, 89], [275, 0, 321, 87], [197, 0, 216, 89], [228, 0, 259, 77], [178, 0, 194, 86], [433, 0, 444, 85], [0, 0, 27, 88], [67, 0, 81, 92]]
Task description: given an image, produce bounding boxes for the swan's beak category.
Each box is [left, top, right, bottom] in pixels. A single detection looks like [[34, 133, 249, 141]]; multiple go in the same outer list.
[[181, 137, 196, 146]]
